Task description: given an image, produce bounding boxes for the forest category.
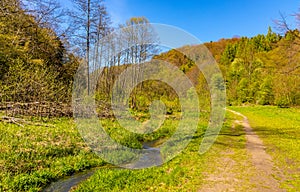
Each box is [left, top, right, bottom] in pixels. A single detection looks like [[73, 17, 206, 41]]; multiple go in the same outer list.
[[1, 0, 299, 117], [0, 0, 299, 191]]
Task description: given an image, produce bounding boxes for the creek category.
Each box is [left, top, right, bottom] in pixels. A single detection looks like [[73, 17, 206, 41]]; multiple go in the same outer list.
[[43, 141, 162, 192]]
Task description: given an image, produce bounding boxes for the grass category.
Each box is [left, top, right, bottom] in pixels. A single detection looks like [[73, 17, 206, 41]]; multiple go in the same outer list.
[[229, 106, 300, 191], [0, 117, 105, 192], [72, 110, 253, 191], [1, 106, 299, 191], [99, 113, 181, 149], [0, 109, 203, 191], [72, 118, 209, 191]]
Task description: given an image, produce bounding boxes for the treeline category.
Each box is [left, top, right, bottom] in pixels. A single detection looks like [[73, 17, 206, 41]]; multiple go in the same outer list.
[[156, 28, 300, 107], [219, 27, 300, 107]]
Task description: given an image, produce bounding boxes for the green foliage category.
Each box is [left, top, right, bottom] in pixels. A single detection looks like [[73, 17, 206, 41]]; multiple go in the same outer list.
[[217, 29, 299, 106], [116, 27, 299, 109], [275, 97, 290, 108], [220, 43, 237, 66], [1, 58, 68, 103], [0, 0, 78, 105], [211, 73, 225, 91], [257, 77, 274, 105], [237, 78, 249, 103], [12, 171, 55, 192]]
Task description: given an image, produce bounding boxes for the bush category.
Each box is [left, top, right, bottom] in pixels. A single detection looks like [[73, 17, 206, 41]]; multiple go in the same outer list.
[[275, 97, 290, 108]]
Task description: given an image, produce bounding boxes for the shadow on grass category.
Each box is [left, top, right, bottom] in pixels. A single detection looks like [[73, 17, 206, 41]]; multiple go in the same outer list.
[[250, 126, 299, 140]]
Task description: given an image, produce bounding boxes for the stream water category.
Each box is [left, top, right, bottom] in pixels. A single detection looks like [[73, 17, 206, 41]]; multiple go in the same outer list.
[[42, 169, 97, 192], [43, 142, 161, 192]]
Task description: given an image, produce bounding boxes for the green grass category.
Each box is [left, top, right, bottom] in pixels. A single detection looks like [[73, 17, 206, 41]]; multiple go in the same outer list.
[[72, 111, 252, 191], [99, 113, 181, 149], [1, 106, 299, 191], [74, 106, 300, 191], [229, 106, 300, 191], [0, 118, 105, 192], [73, 119, 208, 191], [0, 111, 192, 191]]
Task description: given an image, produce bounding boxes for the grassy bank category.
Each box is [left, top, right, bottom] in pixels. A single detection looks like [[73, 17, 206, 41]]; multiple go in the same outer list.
[[74, 106, 300, 191], [229, 106, 300, 190], [0, 118, 105, 191], [0, 112, 190, 191], [73, 119, 208, 191], [0, 111, 204, 191]]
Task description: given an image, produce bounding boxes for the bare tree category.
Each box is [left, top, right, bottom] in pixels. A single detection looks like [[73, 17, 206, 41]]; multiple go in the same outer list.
[[120, 17, 158, 64], [20, 0, 68, 36], [67, 0, 111, 95], [275, 9, 300, 75], [275, 11, 300, 40], [117, 17, 159, 108]]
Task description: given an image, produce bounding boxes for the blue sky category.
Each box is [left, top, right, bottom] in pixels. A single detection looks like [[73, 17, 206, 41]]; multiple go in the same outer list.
[[104, 0, 300, 42]]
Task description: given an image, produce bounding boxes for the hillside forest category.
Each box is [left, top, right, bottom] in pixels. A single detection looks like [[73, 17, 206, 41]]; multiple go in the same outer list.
[[0, 0, 299, 118]]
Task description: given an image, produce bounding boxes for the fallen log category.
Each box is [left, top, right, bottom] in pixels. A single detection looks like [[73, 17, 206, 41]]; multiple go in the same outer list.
[[0, 116, 25, 127], [0, 116, 55, 128]]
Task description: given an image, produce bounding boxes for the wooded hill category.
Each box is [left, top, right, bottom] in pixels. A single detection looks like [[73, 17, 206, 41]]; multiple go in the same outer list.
[[152, 29, 299, 108], [208, 29, 299, 107]]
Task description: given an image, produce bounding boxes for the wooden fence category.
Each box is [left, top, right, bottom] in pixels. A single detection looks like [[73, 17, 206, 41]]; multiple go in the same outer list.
[[0, 102, 72, 118]]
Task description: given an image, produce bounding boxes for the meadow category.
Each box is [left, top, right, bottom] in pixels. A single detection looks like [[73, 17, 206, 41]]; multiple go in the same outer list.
[[0, 106, 299, 191]]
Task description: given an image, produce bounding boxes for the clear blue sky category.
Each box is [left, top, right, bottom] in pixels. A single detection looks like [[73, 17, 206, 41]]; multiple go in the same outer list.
[[104, 0, 300, 42]]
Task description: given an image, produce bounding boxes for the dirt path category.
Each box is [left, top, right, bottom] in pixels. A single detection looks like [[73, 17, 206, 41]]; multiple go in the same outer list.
[[199, 109, 283, 192]]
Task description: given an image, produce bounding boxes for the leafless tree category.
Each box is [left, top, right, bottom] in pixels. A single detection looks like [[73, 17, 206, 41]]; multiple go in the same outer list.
[[67, 0, 111, 94], [274, 11, 300, 39], [20, 0, 68, 36]]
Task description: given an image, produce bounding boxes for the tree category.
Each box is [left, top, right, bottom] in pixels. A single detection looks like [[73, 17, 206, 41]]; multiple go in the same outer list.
[[118, 17, 159, 109], [21, 0, 65, 32], [0, 0, 76, 107], [67, 0, 111, 94], [119, 17, 158, 64], [257, 76, 274, 105], [275, 11, 300, 40]]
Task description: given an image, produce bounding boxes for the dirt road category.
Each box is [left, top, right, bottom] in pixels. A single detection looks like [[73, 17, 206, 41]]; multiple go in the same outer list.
[[199, 110, 284, 192]]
